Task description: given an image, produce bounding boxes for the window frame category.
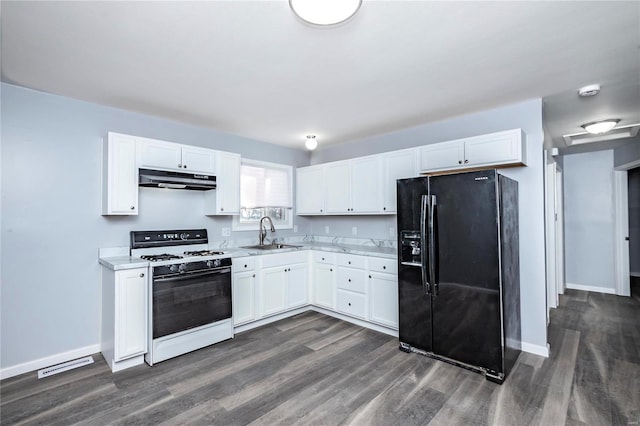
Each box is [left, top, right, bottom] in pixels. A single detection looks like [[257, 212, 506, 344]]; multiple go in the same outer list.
[[232, 159, 294, 232]]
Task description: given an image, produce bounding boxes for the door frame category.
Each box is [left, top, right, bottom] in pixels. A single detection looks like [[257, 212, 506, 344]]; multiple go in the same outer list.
[[613, 159, 640, 296], [555, 166, 565, 298]]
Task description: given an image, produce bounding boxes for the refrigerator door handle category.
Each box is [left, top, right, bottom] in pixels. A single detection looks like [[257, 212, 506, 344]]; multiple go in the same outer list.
[[429, 194, 438, 295], [420, 194, 431, 295]]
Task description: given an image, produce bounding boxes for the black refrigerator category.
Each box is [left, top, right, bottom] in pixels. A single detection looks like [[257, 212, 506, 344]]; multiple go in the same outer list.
[[396, 169, 521, 384]]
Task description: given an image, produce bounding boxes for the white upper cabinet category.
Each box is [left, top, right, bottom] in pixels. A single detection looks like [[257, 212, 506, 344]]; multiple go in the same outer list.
[[102, 132, 138, 215], [205, 151, 240, 215], [381, 148, 418, 213], [296, 165, 325, 214], [420, 128, 526, 173], [351, 156, 382, 213], [324, 161, 351, 213], [138, 138, 216, 174], [323, 156, 381, 214]]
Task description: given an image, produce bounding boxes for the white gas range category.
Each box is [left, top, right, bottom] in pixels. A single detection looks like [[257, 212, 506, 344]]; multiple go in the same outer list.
[[130, 229, 233, 365]]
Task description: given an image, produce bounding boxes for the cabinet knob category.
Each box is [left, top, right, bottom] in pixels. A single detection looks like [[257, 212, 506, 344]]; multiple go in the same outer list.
[[348, 279, 351, 282], [130, 206, 135, 210], [178, 163, 182, 168], [348, 302, 352, 306], [383, 266, 386, 269], [464, 159, 469, 164], [253, 274, 255, 278], [383, 207, 386, 211], [458, 160, 462, 164], [139, 273, 145, 278], [322, 257, 325, 261], [330, 268, 333, 272], [183, 165, 187, 168], [369, 275, 372, 279], [244, 264, 248, 268], [348, 261, 351, 264], [320, 209, 323, 212], [221, 207, 224, 211]]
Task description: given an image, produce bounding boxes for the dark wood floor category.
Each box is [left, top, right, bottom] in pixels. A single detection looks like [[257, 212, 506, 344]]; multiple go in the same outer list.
[[2, 280, 639, 425]]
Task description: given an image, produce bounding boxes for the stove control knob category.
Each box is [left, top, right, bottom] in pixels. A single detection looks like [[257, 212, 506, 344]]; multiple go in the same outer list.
[[180, 233, 187, 240], [178, 264, 187, 273], [169, 264, 179, 273], [207, 259, 221, 268]]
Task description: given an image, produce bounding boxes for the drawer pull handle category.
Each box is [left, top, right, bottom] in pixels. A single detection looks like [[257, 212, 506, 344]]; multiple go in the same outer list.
[[369, 275, 371, 279], [348, 279, 351, 282], [348, 261, 351, 264], [383, 266, 386, 269], [330, 268, 333, 272], [244, 264, 247, 268], [139, 273, 145, 278], [253, 274, 255, 278], [348, 302, 352, 306]]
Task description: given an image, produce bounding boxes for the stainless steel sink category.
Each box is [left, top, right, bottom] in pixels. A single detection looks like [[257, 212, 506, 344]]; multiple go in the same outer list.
[[241, 243, 303, 250]]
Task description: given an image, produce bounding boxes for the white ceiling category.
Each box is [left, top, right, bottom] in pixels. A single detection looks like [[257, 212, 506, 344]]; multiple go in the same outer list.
[[2, 1, 639, 151]]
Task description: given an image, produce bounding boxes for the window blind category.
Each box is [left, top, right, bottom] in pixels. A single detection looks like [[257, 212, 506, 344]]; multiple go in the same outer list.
[[240, 164, 291, 208]]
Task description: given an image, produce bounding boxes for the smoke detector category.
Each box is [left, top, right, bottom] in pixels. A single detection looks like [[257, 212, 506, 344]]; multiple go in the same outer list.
[[578, 84, 600, 97]]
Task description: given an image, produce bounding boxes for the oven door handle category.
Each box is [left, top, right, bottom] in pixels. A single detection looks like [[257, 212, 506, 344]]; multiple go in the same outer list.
[[153, 267, 231, 282]]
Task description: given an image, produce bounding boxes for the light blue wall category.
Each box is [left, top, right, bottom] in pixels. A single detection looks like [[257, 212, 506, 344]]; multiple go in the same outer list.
[[563, 150, 616, 291], [310, 99, 548, 353], [0, 83, 311, 371], [614, 136, 640, 166]]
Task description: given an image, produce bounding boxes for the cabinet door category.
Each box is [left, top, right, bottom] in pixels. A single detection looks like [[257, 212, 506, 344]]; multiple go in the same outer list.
[[287, 263, 308, 308], [324, 161, 351, 213], [233, 271, 255, 326], [137, 138, 183, 171], [103, 133, 138, 215], [296, 166, 325, 215], [351, 156, 382, 213], [181, 146, 217, 174], [464, 129, 525, 168], [216, 151, 240, 214], [260, 266, 287, 317], [114, 268, 148, 361], [419, 140, 465, 172], [382, 149, 417, 213], [313, 263, 336, 310], [369, 272, 399, 328]]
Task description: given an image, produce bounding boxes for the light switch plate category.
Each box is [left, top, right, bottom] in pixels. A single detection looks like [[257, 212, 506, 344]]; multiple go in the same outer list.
[[221, 227, 231, 237]]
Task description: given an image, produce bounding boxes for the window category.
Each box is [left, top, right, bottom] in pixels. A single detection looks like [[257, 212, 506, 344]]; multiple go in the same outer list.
[[232, 160, 293, 231]]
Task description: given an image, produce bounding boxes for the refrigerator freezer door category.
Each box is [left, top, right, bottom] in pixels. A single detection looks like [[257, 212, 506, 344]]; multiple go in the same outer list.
[[429, 170, 503, 373], [397, 177, 432, 352]]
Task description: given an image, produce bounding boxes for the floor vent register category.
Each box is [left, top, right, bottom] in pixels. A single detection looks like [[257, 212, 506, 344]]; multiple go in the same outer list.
[[37, 356, 94, 379]]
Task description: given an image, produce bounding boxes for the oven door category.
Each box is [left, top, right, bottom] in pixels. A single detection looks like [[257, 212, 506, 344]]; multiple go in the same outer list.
[[152, 267, 232, 339]]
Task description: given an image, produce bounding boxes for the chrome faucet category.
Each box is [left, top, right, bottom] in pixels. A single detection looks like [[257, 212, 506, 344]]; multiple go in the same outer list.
[[259, 216, 276, 246]]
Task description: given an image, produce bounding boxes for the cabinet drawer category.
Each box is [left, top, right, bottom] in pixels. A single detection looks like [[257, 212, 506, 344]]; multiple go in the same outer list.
[[233, 257, 255, 272], [260, 251, 308, 268], [337, 290, 366, 319], [312, 251, 336, 264], [337, 267, 367, 293], [337, 253, 366, 269], [369, 258, 397, 274]]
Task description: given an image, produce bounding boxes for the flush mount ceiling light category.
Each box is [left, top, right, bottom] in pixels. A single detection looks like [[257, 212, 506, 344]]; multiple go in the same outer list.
[[563, 122, 640, 146], [289, 0, 362, 26], [305, 135, 318, 150], [581, 119, 620, 134]]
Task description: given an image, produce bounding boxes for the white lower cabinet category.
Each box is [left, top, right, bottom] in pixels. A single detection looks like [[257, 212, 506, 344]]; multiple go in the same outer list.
[[235, 251, 398, 333], [257, 251, 309, 318], [260, 266, 287, 317], [233, 270, 256, 326], [101, 266, 148, 372]]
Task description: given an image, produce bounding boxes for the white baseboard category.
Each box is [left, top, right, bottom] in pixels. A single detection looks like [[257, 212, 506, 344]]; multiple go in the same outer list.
[[0, 344, 100, 381], [566, 282, 617, 295], [521, 341, 549, 358]]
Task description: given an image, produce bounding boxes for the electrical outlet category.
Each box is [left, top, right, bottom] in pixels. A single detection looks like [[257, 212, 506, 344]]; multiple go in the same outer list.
[[352, 227, 357, 235], [325, 226, 330, 234], [221, 227, 231, 237], [293, 225, 298, 233]]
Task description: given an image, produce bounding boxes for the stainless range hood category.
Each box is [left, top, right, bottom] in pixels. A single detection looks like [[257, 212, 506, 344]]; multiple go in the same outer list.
[[138, 168, 216, 191]]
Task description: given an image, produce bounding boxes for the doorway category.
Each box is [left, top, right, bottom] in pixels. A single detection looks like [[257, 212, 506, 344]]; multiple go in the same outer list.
[[614, 161, 640, 296]]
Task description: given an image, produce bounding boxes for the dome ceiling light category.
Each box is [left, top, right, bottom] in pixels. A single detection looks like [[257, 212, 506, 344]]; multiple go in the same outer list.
[[289, 0, 362, 26], [581, 119, 620, 135], [305, 135, 318, 150], [577, 84, 601, 97]]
